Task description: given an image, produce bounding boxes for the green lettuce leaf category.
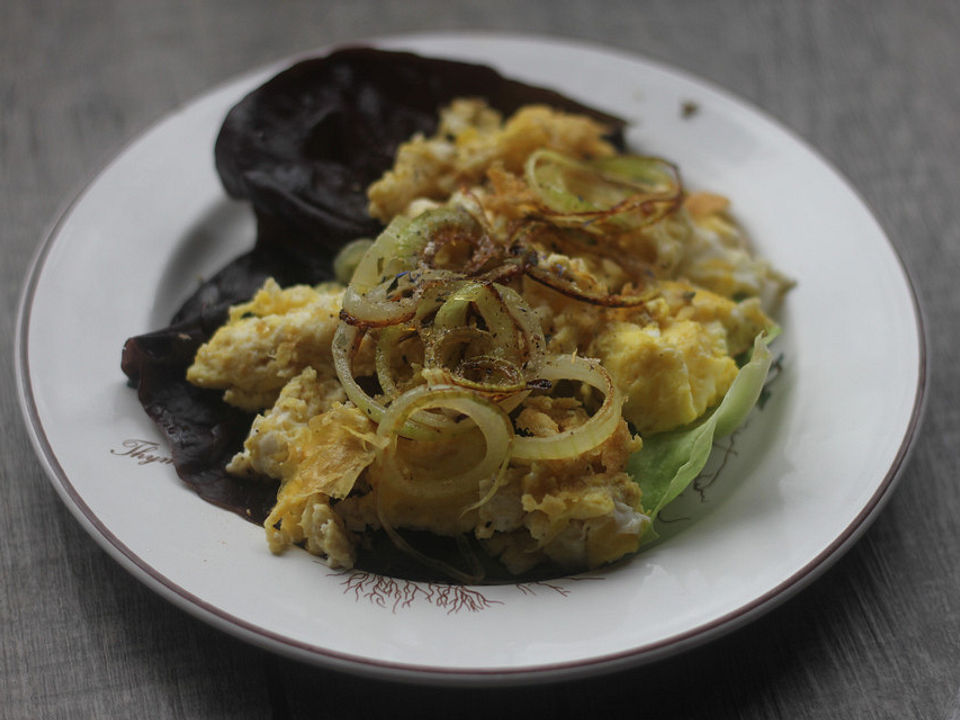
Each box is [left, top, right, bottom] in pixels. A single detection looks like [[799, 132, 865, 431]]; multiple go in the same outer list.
[[627, 331, 777, 534]]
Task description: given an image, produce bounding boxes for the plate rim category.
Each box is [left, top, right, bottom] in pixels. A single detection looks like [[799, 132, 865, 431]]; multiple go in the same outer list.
[[13, 31, 929, 685]]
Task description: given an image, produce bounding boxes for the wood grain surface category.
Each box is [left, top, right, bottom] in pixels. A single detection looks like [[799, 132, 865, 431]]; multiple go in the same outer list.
[[3, 1, 958, 718]]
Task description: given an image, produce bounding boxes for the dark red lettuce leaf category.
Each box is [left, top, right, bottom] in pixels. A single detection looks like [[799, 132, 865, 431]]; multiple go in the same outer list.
[[215, 47, 626, 258], [121, 315, 276, 520], [121, 48, 627, 576], [121, 244, 327, 521]]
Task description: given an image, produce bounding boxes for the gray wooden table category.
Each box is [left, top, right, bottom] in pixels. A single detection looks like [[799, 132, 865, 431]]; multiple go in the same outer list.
[[3, 1, 957, 717]]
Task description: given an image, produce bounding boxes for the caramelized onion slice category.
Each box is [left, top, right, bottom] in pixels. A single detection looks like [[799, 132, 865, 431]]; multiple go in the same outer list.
[[511, 354, 623, 461], [375, 384, 514, 493], [341, 215, 419, 326], [524, 262, 655, 308], [333, 238, 374, 285], [524, 149, 682, 231], [341, 207, 482, 326], [486, 283, 547, 375], [511, 221, 657, 308], [372, 383, 515, 583], [333, 322, 465, 439], [423, 281, 546, 397], [374, 325, 418, 400]]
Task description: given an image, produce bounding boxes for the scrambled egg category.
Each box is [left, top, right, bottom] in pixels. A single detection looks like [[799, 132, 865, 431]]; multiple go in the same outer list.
[[187, 99, 790, 576], [187, 279, 342, 411], [252, 402, 381, 568], [522, 277, 772, 435], [496, 397, 645, 572], [367, 99, 616, 223]]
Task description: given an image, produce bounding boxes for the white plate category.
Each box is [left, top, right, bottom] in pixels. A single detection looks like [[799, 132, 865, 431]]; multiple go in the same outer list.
[[15, 32, 925, 685]]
